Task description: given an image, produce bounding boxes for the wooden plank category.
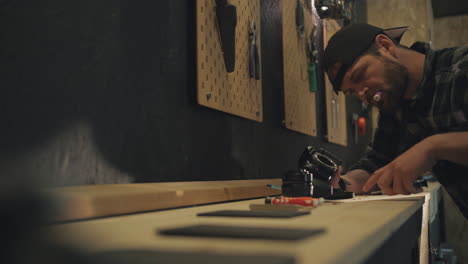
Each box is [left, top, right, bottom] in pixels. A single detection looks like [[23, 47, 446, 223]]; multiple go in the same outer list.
[[47, 196, 424, 264], [321, 182, 441, 264], [44, 179, 282, 222]]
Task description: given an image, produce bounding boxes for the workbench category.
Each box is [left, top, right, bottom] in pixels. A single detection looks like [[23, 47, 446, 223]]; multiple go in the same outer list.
[[45, 181, 441, 264]]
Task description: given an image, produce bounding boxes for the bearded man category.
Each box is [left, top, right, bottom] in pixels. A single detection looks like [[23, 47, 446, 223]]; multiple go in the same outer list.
[[324, 23, 468, 219]]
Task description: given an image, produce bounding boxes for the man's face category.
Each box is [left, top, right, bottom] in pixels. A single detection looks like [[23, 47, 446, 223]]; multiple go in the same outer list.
[[333, 51, 409, 113]]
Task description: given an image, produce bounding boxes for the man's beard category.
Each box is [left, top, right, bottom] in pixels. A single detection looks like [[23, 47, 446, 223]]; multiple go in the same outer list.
[[378, 56, 409, 113]]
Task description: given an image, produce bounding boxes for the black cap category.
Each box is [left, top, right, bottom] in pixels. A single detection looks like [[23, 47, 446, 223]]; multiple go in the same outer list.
[[323, 23, 408, 94]]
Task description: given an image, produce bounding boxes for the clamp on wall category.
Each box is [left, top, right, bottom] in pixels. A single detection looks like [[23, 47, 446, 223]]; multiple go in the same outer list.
[[215, 0, 237, 73]]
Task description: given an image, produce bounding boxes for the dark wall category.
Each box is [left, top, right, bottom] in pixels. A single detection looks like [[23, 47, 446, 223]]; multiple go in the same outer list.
[[432, 0, 468, 18], [0, 0, 371, 187]]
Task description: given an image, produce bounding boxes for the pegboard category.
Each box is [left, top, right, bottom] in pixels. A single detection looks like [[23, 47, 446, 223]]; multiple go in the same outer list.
[[323, 19, 347, 146], [282, 0, 317, 136], [196, 0, 263, 122]]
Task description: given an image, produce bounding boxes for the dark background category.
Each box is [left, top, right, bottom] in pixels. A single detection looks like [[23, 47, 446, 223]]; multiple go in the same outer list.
[[0, 0, 371, 186], [432, 0, 468, 18]]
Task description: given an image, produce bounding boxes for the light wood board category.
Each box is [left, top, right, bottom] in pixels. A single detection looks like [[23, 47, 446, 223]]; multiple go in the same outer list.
[[47, 195, 424, 264], [327, 182, 441, 264], [44, 179, 281, 222], [196, 0, 263, 121], [282, 0, 317, 136], [323, 19, 347, 146]]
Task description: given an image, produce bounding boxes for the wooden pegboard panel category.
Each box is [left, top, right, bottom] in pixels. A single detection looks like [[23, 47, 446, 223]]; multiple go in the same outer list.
[[282, 0, 317, 136], [196, 0, 263, 122], [323, 19, 347, 146]]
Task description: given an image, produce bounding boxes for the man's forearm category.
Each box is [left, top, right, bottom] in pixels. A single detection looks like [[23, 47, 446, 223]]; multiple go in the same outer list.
[[427, 132, 468, 166]]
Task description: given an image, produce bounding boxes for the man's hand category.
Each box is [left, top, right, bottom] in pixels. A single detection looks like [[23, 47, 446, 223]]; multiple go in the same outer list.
[[329, 165, 343, 188], [330, 167, 371, 194], [362, 138, 436, 195]]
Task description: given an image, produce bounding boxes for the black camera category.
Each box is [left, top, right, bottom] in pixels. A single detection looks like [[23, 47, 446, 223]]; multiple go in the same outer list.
[[282, 146, 353, 199], [298, 146, 340, 182]]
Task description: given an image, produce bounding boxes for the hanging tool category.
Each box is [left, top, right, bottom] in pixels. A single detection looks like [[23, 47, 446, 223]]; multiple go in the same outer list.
[[295, 0, 305, 38], [307, 26, 318, 92], [215, 0, 237, 73], [352, 113, 359, 144], [314, 0, 346, 19], [249, 20, 260, 80], [352, 103, 369, 144]]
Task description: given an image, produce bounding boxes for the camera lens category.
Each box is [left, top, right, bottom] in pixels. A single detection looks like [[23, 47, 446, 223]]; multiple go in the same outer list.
[[313, 152, 337, 172], [298, 147, 338, 182], [304, 152, 337, 181], [282, 170, 313, 197]]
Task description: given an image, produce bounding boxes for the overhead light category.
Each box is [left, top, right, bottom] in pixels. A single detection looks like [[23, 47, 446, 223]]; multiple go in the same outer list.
[[321, 6, 329, 11]]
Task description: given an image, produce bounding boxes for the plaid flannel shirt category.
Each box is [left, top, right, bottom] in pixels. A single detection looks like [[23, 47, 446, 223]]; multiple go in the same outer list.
[[350, 44, 468, 219]]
